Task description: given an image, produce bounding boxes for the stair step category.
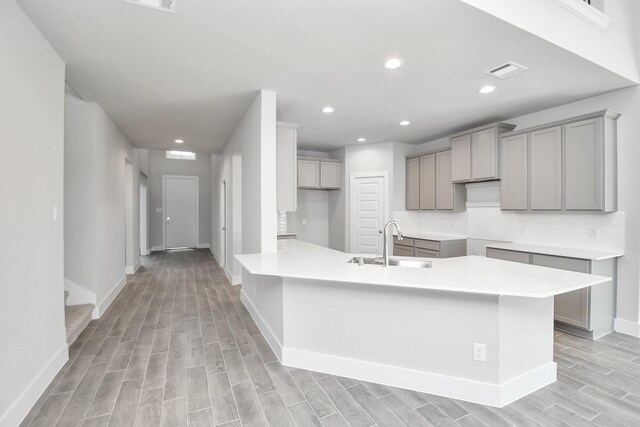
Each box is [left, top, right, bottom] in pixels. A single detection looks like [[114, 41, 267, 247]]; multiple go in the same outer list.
[[65, 303, 94, 345]]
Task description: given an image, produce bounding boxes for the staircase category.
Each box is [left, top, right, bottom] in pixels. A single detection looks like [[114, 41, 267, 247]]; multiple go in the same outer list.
[[64, 291, 95, 345]]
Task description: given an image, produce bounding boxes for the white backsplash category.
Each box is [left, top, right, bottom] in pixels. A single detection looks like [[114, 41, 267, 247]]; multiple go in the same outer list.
[[393, 183, 625, 255]]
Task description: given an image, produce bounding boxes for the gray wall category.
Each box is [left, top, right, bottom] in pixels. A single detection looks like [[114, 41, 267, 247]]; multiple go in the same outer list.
[[148, 149, 211, 249], [0, 1, 66, 424]]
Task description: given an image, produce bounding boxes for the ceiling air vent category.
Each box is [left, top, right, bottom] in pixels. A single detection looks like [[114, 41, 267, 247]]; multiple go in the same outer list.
[[125, 0, 175, 14], [485, 62, 528, 79]]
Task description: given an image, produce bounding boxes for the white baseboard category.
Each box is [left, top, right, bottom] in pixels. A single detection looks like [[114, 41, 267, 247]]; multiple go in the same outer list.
[[196, 242, 210, 249], [210, 248, 221, 265], [64, 279, 98, 318], [124, 260, 141, 275], [150, 246, 165, 252], [240, 290, 283, 360], [615, 318, 640, 338], [97, 275, 127, 317], [283, 347, 555, 408], [0, 343, 68, 427], [224, 266, 241, 285]]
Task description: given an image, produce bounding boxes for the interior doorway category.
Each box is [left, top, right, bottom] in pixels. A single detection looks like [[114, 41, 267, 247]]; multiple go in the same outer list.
[[124, 160, 134, 271], [139, 180, 148, 256], [163, 175, 199, 249], [349, 171, 389, 255], [220, 180, 227, 267]]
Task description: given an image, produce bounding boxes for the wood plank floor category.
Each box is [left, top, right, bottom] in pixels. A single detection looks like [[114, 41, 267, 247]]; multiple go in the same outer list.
[[20, 249, 640, 426]]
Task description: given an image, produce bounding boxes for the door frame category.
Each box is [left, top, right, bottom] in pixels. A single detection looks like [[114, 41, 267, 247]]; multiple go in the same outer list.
[[221, 179, 227, 267], [139, 180, 149, 256], [348, 171, 390, 253], [162, 175, 199, 250]]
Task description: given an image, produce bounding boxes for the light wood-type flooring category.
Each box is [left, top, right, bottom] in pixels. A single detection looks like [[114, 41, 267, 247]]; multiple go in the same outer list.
[[20, 249, 640, 426]]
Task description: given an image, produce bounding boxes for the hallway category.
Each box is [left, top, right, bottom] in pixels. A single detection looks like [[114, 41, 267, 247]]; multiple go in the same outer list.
[[21, 250, 640, 427]]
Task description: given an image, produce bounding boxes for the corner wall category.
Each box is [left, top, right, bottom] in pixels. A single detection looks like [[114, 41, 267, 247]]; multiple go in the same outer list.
[[0, 1, 67, 425]]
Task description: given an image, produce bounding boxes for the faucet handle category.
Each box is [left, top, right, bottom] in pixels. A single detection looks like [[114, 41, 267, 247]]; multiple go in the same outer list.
[[397, 230, 404, 240]]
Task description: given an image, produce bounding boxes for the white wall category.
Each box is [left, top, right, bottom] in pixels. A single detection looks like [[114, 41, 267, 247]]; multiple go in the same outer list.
[[64, 87, 145, 315], [211, 90, 278, 282], [148, 149, 211, 250], [210, 154, 222, 262], [460, 0, 640, 83], [0, 1, 66, 425], [393, 85, 640, 335]]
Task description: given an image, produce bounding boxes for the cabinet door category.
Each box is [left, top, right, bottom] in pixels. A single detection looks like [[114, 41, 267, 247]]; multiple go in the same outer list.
[[530, 126, 562, 210], [471, 127, 498, 180], [276, 125, 297, 211], [531, 254, 590, 330], [451, 134, 471, 182], [486, 248, 531, 264], [394, 244, 414, 257], [500, 134, 528, 210], [405, 158, 420, 210], [419, 154, 436, 210], [565, 118, 603, 210], [320, 161, 341, 189], [298, 160, 320, 188], [436, 151, 453, 210]]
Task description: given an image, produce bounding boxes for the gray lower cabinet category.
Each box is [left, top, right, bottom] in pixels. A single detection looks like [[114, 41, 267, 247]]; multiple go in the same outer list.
[[394, 236, 466, 258], [486, 247, 616, 340]]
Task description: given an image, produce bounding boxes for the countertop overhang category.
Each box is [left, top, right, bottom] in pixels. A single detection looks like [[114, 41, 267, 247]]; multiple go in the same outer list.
[[235, 240, 610, 298]]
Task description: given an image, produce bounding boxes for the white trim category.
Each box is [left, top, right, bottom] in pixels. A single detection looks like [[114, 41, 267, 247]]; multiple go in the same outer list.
[[615, 318, 640, 338], [162, 175, 200, 250], [552, 0, 610, 29], [97, 275, 127, 317], [64, 279, 99, 318], [196, 243, 210, 249], [348, 171, 390, 253], [210, 248, 221, 265], [282, 347, 555, 407], [0, 343, 68, 427], [124, 260, 141, 275], [150, 245, 165, 252], [240, 290, 283, 360], [224, 266, 241, 286]]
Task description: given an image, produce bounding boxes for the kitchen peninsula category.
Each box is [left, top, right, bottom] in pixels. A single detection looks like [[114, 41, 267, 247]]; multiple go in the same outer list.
[[235, 240, 610, 407]]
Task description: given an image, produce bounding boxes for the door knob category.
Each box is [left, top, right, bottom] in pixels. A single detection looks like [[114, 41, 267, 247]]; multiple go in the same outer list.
[[166, 217, 171, 223]]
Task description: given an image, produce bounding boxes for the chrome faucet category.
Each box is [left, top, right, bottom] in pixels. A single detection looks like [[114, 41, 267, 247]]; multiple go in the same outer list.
[[380, 221, 403, 267]]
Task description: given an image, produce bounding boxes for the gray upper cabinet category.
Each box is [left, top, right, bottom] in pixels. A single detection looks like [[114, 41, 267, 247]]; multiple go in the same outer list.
[[406, 157, 420, 210], [451, 134, 471, 182], [450, 123, 515, 183], [276, 122, 298, 212], [406, 150, 466, 212], [530, 126, 562, 210], [564, 113, 619, 212], [419, 154, 436, 210], [499, 110, 619, 212], [320, 161, 341, 189], [471, 127, 498, 180], [500, 133, 528, 210], [297, 158, 342, 190]]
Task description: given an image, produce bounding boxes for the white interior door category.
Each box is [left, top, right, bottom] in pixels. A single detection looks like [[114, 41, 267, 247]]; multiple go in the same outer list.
[[350, 173, 387, 254], [164, 176, 198, 249]]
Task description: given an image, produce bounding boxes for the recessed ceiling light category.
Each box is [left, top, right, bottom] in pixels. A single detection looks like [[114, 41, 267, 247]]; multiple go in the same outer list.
[[399, 120, 411, 126], [357, 138, 366, 142], [478, 86, 496, 94], [174, 139, 184, 143], [322, 106, 334, 113], [383, 58, 404, 70]]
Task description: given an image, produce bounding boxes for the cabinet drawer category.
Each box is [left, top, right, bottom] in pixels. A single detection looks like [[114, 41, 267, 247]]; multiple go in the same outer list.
[[393, 236, 414, 247], [414, 239, 440, 251], [486, 248, 531, 264], [394, 244, 414, 257], [414, 248, 439, 258], [531, 254, 590, 273]]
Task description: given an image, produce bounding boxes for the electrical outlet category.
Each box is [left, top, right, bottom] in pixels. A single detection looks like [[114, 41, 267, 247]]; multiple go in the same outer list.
[[589, 227, 600, 240], [473, 343, 487, 362], [53, 206, 59, 222], [302, 218, 307, 225]]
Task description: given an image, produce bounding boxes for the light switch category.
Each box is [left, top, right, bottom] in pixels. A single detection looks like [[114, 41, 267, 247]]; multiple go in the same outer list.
[[53, 206, 60, 222], [302, 218, 307, 225]]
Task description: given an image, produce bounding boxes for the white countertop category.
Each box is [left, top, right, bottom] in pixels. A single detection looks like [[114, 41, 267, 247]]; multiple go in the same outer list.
[[485, 243, 623, 261], [235, 240, 610, 298], [395, 231, 466, 242]]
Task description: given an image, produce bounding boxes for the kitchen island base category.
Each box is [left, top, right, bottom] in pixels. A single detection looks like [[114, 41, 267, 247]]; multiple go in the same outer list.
[[240, 267, 557, 408]]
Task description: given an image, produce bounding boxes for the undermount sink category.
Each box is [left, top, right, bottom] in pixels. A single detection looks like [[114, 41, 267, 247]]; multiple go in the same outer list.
[[347, 256, 432, 269]]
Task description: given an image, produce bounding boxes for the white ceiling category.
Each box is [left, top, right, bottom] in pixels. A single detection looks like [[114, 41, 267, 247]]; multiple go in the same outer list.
[[17, 0, 634, 153]]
